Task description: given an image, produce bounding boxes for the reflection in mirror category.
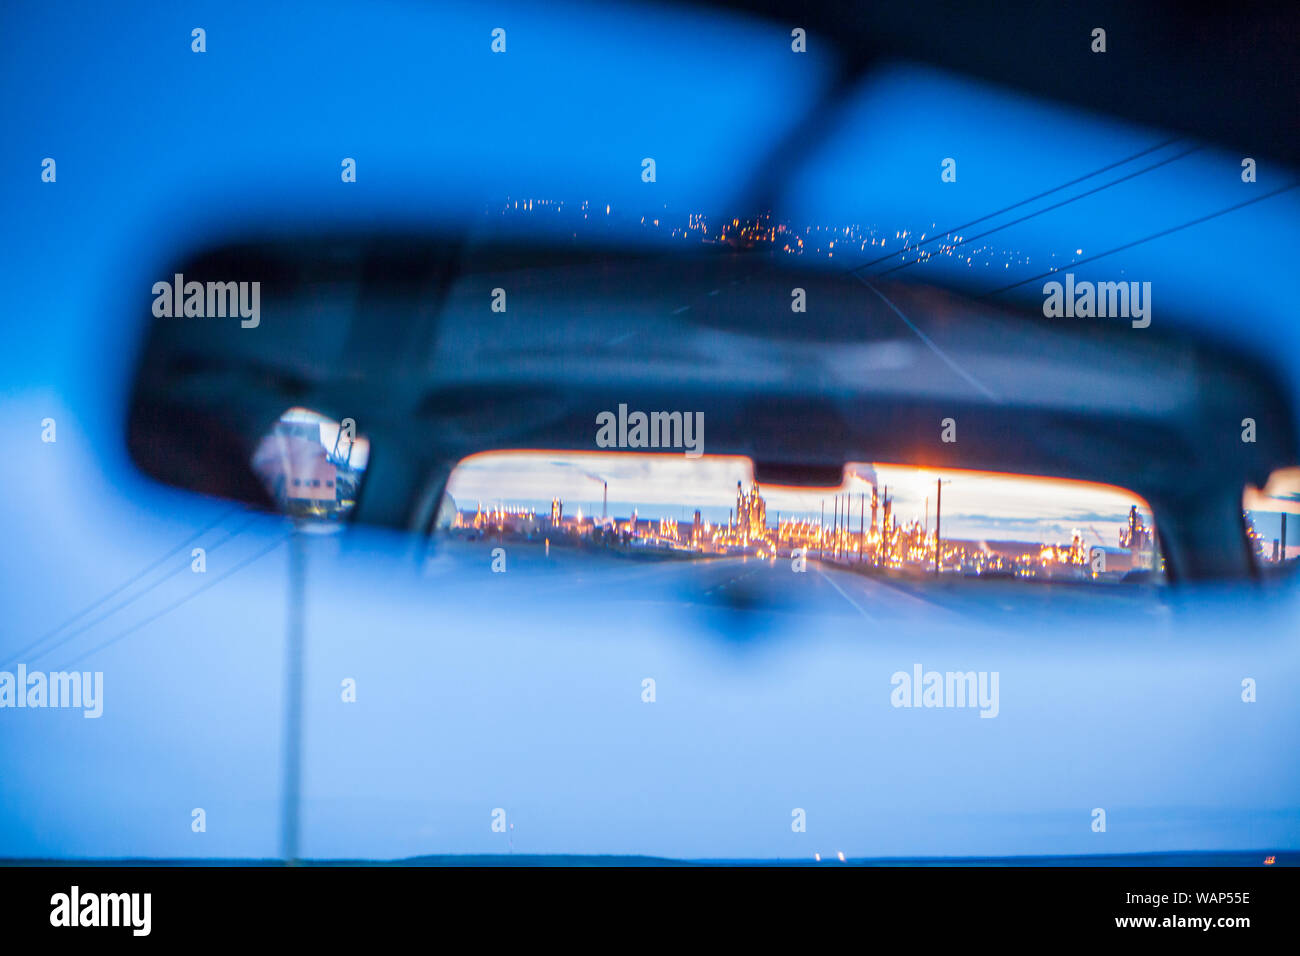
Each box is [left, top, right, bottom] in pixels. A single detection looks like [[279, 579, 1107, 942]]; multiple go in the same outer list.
[[251, 408, 370, 521], [437, 450, 1163, 586], [1244, 467, 1300, 573]]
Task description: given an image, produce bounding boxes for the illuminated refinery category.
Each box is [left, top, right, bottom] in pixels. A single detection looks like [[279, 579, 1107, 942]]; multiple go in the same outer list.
[[450, 479, 1162, 582]]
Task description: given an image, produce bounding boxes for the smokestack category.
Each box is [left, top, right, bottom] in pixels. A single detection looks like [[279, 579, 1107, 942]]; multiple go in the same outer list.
[[935, 478, 942, 576]]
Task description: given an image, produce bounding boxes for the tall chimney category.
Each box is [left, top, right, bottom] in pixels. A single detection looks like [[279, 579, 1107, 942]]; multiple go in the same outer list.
[[935, 478, 942, 576]]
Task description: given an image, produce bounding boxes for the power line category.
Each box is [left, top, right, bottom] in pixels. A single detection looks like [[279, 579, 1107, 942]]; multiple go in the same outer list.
[[870, 145, 1204, 278], [5, 506, 241, 667], [24, 514, 262, 668], [980, 181, 1300, 298], [844, 137, 1185, 277], [56, 535, 288, 670]]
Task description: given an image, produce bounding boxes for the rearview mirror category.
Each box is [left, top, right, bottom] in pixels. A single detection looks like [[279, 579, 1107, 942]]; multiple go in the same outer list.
[[126, 232, 1297, 581]]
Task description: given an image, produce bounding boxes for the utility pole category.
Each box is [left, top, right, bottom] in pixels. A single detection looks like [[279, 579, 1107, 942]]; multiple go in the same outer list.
[[838, 494, 844, 561], [834, 495, 840, 560], [859, 492, 865, 563]]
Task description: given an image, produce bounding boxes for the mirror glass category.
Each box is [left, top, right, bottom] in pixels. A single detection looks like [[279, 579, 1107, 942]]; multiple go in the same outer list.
[[439, 450, 1162, 585], [250, 407, 370, 521]]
